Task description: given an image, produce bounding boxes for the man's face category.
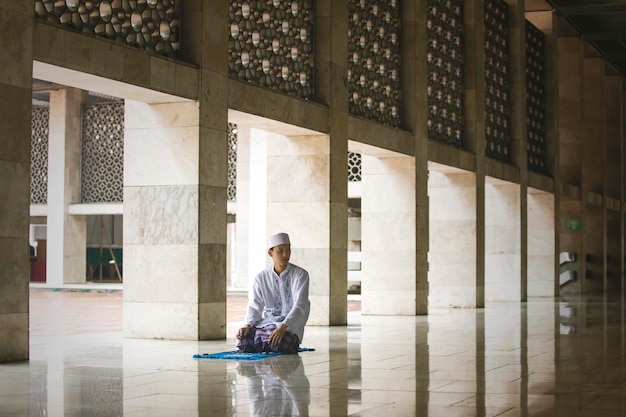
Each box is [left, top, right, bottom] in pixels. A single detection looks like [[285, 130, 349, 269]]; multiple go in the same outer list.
[[269, 244, 291, 269]]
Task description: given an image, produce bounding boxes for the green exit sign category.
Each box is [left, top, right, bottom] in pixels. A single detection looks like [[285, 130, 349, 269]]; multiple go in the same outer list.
[[567, 220, 581, 231]]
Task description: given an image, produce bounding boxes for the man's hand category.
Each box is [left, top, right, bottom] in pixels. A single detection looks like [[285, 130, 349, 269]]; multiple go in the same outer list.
[[236, 325, 251, 339], [268, 323, 287, 346]]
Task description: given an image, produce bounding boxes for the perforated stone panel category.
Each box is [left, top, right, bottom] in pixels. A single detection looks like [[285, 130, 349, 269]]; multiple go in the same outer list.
[[484, 0, 511, 163], [348, 152, 362, 182], [228, 0, 315, 99], [30, 106, 50, 205], [33, 0, 181, 57], [526, 20, 547, 174], [228, 123, 237, 202], [427, 0, 464, 148], [81, 102, 124, 203], [348, 0, 402, 127]]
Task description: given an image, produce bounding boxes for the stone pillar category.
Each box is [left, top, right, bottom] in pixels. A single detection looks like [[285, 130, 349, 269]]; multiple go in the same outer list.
[[123, 100, 227, 340], [465, 0, 488, 307], [556, 27, 584, 296], [361, 155, 416, 315], [581, 57, 605, 293], [507, 0, 528, 301], [428, 168, 478, 307], [313, 1, 348, 325], [46, 88, 88, 286], [603, 74, 622, 294], [0, 2, 32, 362], [266, 133, 344, 325], [403, 0, 429, 314], [234, 126, 252, 290], [485, 180, 521, 302], [527, 188, 555, 297]]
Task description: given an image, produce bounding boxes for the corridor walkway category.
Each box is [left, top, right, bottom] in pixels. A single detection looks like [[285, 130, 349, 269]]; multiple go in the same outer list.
[[0, 289, 624, 416]]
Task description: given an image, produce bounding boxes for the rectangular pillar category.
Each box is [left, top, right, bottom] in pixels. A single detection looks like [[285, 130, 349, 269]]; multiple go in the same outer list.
[[47, 88, 88, 286], [428, 168, 478, 307], [123, 100, 227, 340], [0, 2, 32, 362], [266, 133, 346, 326], [527, 188, 555, 297], [485, 179, 521, 302], [556, 30, 584, 295], [361, 155, 416, 315]]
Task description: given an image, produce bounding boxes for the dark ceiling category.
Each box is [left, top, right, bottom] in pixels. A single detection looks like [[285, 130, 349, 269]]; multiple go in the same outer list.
[[528, 0, 626, 78]]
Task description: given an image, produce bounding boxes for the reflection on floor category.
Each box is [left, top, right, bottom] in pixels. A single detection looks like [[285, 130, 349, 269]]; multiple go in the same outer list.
[[0, 289, 625, 416]]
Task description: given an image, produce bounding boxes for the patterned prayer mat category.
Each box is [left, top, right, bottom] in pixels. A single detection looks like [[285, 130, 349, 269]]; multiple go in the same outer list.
[[193, 347, 315, 360]]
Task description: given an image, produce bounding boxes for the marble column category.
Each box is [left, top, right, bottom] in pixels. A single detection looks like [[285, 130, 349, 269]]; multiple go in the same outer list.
[[123, 100, 227, 340], [235, 127, 269, 291], [46, 88, 88, 286], [361, 155, 416, 315], [428, 168, 478, 307], [0, 2, 33, 361], [556, 28, 584, 296], [265, 133, 344, 326], [465, 0, 488, 307], [313, 0, 348, 325], [403, 0, 429, 315], [527, 188, 556, 297], [485, 179, 521, 302]]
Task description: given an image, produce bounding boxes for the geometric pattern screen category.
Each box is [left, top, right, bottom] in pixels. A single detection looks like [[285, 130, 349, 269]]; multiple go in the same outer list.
[[348, 0, 402, 127], [525, 20, 547, 174], [228, 0, 315, 99], [81, 102, 124, 203], [228, 123, 237, 202], [484, 0, 511, 163], [33, 0, 181, 57], [30, 106, 50, 205], [427, 0, 464, 147]]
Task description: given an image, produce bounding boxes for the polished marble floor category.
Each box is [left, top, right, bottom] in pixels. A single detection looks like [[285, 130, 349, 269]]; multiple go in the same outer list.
[[1, 289, 625, 416]]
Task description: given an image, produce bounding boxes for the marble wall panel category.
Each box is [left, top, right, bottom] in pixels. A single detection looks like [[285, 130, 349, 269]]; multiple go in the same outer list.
[[290, 247, 329, 295], [361, 212, 415, 251], [124, 185, 199, 245], [430, 220, 476, 253], [267, 155, 330, 202], [485, 254, 522, 302], [124, 301, 201, 340], [123, 244, 200, 303], [362, 289, 416, 315], [360, 251, 416, 292], [198, 243, 227, 304], [267, 202, 330, 250]]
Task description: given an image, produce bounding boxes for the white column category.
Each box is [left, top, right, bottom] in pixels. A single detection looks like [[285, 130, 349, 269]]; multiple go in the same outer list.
[[235, 127, 268, 291], [428, 167, 478, 307], [266, 133, 342, 325], [46, 88, 87, 286], [527, 188, 555, 297], [361, 154, 416, 315], [123, 99, 227, 340], [485, 179, 521, 302]]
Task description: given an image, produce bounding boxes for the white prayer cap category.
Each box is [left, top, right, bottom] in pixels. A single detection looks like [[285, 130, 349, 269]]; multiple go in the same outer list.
[[267, 232, 290, 250]]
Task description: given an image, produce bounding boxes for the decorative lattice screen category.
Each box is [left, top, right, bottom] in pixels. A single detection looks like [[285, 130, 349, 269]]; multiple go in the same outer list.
[[228, 0, 315, 99], [526, 20, 547, 174], [427, 0, 464, 148], [31, 106, 50, 205], [348, 0, 402, 127], [81, 102, 124, 203], [33, 0, 181, 57], [484, 0, 511, 163], [228, 123, 237, 201]]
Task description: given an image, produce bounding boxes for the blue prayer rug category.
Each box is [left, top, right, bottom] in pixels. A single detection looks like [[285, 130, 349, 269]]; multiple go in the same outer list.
[[193, 347, 315, 360]]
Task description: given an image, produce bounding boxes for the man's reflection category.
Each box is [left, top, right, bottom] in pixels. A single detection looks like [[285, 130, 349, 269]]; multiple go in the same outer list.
[[237, 354, 310, 417]]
